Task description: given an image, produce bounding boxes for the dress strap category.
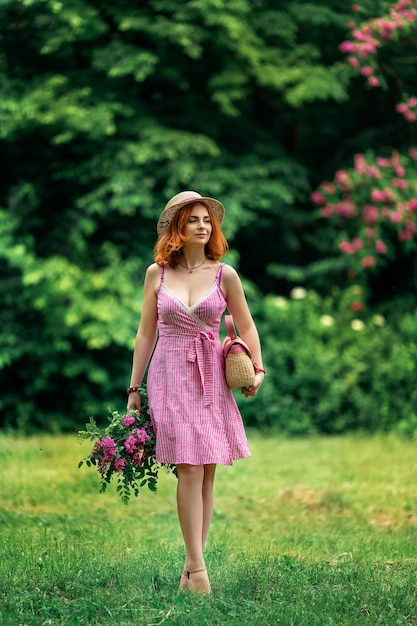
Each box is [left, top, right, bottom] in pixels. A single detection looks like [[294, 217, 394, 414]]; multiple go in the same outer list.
[[216, 262, 225, 286], [159, 264, 165, 284]]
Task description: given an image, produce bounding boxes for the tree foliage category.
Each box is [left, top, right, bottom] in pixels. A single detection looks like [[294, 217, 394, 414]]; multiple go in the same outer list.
[[0, 0, 416, 430]]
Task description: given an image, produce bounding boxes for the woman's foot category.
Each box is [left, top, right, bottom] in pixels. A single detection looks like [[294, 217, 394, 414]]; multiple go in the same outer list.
[[179, 568, 211, 595]]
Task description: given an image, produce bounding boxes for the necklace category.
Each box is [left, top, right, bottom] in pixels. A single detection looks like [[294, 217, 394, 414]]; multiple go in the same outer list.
[[178, 258, 207, 274]]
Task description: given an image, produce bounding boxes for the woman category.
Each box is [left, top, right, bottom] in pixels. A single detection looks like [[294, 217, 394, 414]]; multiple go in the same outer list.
[[127, 191, 265, 595]]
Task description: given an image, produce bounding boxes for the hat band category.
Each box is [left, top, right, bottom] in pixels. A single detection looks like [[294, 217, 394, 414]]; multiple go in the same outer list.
[[179, 196, 201, 204]]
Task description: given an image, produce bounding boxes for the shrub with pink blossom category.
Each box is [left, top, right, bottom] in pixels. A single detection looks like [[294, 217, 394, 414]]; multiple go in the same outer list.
[[338, 0, 417, 101], [78, 386, 176, 503], [312, 1, 417, 292], [312, 148, 417, 279]]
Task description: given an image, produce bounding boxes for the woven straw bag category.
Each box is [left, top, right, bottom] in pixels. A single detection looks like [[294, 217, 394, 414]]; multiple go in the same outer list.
[[222, 315, 255, 389]]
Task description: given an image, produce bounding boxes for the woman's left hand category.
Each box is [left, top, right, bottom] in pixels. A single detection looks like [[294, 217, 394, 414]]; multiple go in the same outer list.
[[241, 372, 264, 398]]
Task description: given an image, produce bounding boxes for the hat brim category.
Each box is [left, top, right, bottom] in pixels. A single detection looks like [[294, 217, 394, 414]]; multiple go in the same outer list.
[[157, 196, 224, 237]]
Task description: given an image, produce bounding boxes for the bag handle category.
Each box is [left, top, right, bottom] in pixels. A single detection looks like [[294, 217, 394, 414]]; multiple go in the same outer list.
[[225, 315, 238, 340]]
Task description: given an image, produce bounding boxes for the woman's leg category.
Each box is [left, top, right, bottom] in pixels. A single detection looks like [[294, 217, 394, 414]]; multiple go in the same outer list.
[[202, 464, 216, 548], [176, 463, 211, 593]]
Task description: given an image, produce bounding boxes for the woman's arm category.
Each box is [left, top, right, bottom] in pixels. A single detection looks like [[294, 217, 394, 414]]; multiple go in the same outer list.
[[127, 264, 160, 410], [222, 264, 265, 397]]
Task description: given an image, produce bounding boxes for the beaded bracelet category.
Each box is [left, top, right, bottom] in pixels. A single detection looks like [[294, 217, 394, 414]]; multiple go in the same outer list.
[[127, 385, 141, 394]]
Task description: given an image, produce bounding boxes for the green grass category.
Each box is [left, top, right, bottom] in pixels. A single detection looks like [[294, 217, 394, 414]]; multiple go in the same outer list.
[[1, 432, 416, 625]]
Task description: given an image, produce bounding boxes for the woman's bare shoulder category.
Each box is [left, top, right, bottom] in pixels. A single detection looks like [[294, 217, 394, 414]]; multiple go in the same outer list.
[[146, 262, 161, 276], [220, 262, 239, 281]]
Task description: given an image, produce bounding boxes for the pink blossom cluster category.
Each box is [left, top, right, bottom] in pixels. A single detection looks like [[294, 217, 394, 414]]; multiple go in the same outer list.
[[91, 437, 126, 475], [122, 414, 136, 426], [395, 97, 417, 122], [100, 436, 117, 461], [312, 148, 417, 272], [339, 1, 417, 90], [123, 428, 151, 467]]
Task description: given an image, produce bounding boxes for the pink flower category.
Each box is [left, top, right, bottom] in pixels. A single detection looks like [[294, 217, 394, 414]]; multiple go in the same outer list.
[[404, 110, 416, 122], [378, 187, 395, 203], [362, 255, 377, 268], [408, 199, 417, 211], [124, 434, 138, 455], [376, 158, 391, 168], [320, 205, 334, 218], [336, 201, 357, 217], [368, 76, 380, 87], [379, 20, 396, 39], [348, 56, 360, 68], [391, 152, 401, 168], [362, 205, 379, 224], [114, 458, 126, 473], [390, 212, 403, 224], [335, 170, 351, 190], [399, 230, 413, 241], [101, 437, 117, 461], [353, 29, 368, 41], [321, 182, 336, 194], [396, 103, 408, 114], [351, 300, 364, 311], [361, 66, 374, 76], [362, 43, 377, 53], [352, 238, 364, 252], [408, 147, 417, 159], [311, 191, 325, 204], [408, 97, 417, 108], [339, 41, 357, 53], [339, 241, 354, 254], [406, 221, 417, 234], [136, 428, 151, 444], [371, 189, 386, 202], [352, 4, 361, 12], [354, 153, 367, 173], [395, 165, 405, 176], [123, 429, 150, 456], [375, 240, 387, 254], [122, 415, 136, 427], [393, 178, 408, 189]]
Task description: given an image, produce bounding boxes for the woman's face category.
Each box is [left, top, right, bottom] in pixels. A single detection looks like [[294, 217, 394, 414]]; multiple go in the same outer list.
[[183, 203, 212, 245]]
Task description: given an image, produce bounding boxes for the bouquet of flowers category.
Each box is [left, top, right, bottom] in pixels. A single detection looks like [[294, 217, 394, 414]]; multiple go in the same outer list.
[[78, 386, 176, 504]]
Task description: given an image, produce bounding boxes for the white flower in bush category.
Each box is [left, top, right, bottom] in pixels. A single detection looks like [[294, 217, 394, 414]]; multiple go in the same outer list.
[[290, 287, 307, 299], [372, 314, 386, 326], [273, 296, 288, 309], [320, 315, 334, 327], [351, 319, 365, 331]]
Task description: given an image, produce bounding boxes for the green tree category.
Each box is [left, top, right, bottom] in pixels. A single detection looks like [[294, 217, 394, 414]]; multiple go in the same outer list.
[[1, 0, 414, 430]]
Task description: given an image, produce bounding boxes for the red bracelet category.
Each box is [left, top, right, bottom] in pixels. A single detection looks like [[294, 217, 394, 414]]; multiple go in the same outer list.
[[127, 385, 141, 394], [254, 366, 266, 375]]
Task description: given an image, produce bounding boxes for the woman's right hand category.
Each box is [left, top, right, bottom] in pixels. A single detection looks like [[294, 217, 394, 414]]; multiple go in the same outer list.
[[127, 393, 142, 411]]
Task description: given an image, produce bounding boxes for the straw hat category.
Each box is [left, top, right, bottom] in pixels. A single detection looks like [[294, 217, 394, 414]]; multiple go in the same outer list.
[[157, 191, 224, 237]]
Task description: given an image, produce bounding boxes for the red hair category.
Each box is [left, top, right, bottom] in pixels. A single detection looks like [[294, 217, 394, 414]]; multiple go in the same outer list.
[[154, 204, 228, 267]]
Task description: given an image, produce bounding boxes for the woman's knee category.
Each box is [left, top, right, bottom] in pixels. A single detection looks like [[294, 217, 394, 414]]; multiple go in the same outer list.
[[177, 464, 204, 482]]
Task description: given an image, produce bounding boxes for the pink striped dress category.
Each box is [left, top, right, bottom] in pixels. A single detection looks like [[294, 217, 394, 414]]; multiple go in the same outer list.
[[147, 263, 251, 466]]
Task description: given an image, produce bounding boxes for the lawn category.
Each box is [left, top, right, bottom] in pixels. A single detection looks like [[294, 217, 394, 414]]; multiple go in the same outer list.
[[1, 431, 416, 625]]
